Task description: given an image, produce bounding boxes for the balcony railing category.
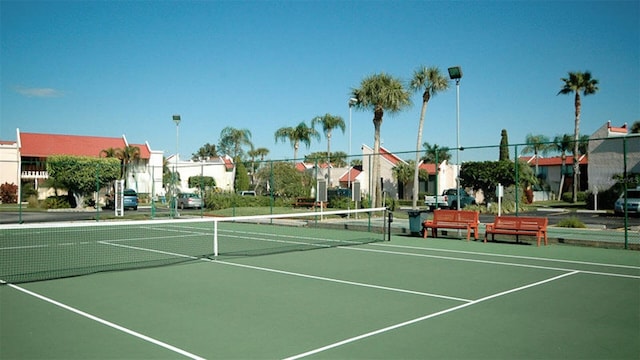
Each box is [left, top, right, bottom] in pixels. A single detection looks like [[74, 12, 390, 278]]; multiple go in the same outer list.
[[21, 170, 48, 179]]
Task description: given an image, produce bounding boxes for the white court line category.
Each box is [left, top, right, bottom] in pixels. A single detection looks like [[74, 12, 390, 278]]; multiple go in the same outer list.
[[6, 283, 206, 360], [283, 271, 580, 360], [372, 242, 640, 270], [344, 246, 640, 279], [214, 260, 471, 302]]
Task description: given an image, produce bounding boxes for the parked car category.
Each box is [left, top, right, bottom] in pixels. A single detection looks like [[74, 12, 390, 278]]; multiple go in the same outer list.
[[177, 193, 203, 209], [424, 188, 476, 210], [104, 189, 138, 210], [614, 189, 640, 215]]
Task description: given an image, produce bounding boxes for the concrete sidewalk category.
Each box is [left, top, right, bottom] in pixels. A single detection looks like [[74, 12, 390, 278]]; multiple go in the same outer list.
[[322, 216, 640, 250]]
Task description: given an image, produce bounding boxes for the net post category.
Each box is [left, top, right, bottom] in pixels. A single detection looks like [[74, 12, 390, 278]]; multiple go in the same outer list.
[[213, 220, 219, 257]]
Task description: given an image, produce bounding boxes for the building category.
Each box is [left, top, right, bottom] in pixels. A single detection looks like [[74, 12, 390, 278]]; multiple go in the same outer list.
[[0, 129, 236, 205], [588, 121, 640, 193]]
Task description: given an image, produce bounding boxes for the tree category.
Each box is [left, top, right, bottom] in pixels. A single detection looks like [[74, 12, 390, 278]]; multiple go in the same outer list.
[[100, 147, 122, 159], [351, 73, 411, 207], [274, 121, 320, 161], [304, 151, 347, 167], [254, 161, 313, 198], [631, 121, 640, 134], [409, 66, 450, 209], [392, 160, 427, 200], [218, 127, 253, 160], [46, 155, 120, 208], [558, 71, 599, 202], [234, 158, 250, 192], [120, 145, 140, 186], [422, 142, 451, 163], [552, 134, 573, 200], [312, 113, 346, 187], [521, 133, 551, 177], [460, 160, 536, 204], [247, 147, 270, 183], [499, 129, 510, 161], [191, 143, 218, 161]]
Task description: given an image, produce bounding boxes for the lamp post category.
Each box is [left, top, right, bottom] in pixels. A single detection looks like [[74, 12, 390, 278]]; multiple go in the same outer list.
[[172, 114, 181, 218], [348, 98, 357, 217], [448, 66, 462, 211]]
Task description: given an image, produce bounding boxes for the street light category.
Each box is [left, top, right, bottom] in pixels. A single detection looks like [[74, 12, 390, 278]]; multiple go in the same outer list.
[[172, 114, 181, 218], [348, 98, 357, 217], [448, 66, 462, 211]]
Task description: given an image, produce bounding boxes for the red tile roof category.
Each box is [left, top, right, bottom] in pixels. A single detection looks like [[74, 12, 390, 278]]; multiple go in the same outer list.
[[419, 162, 438, 174], [339, 168, 361, 182], [19, 132, 150, 159], [520, 155, 587, 166]]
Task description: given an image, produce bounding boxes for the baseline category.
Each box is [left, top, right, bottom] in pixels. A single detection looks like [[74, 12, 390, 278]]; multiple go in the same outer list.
[[283, 271, 580, 360]]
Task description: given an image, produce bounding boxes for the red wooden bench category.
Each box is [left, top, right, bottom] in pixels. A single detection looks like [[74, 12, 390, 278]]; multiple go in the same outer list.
[[484, 216, 548, 246], [422, 209, 480, 241], [293, 197, 326, 209]]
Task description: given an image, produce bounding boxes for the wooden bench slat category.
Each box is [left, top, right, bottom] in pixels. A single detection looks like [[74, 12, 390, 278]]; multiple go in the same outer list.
[[484, 215, 548, 246], [422, 209, 479, 241]]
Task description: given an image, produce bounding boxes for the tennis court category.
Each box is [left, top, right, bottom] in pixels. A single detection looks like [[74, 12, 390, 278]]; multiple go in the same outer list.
[[1, 209, 639, 359]]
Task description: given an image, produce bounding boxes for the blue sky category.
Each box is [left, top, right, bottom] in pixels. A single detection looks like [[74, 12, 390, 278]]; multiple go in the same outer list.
[[1, 0, 638, 163]]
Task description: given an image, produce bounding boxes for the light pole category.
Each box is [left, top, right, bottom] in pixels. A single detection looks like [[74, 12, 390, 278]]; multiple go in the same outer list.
[[347, 98, 358, 216], [172, 114, 181, 218], [448, 66, 462, 211]]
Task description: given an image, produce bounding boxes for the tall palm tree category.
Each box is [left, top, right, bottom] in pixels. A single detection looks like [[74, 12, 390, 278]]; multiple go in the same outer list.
[[558, 71, 599, 202], [521, 133, 551, 177], [218, 127, 253, 160], [351, 73, 411, 207], [311, 113, 346, 187], [274, 121, 320, 161], [409, 66, 450, 208]]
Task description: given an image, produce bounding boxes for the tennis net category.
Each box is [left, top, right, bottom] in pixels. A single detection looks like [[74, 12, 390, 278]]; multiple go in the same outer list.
[[0, 207, 388, 284]]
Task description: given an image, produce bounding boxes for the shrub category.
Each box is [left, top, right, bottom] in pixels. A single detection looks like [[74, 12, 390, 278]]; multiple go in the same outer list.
[[561, 191, 587, 202], [0, 182, 18, 204], [43, 196, 71, 209], [556, 216, 586, 228]]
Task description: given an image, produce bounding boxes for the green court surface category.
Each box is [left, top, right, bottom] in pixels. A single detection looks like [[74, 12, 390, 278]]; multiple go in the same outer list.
[[1, 221, 639, 359]]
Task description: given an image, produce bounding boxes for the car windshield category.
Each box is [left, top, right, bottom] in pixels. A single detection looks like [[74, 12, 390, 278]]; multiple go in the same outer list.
[[623, 190, 640, 199], [183, 193, 199, 198], [123, 190, 137, 196]]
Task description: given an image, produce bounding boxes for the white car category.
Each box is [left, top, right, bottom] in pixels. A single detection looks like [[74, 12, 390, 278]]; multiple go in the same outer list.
[[614, 189, 640, 215], [177, 193, 203, 209]]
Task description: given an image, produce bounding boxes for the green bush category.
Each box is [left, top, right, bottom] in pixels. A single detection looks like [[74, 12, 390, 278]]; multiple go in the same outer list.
[[43, 196, 71, 209], [561, 191, 587, 202], [556, 216, 586, 228]]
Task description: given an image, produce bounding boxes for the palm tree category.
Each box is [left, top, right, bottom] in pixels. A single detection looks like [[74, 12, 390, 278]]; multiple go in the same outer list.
[[247, 147, 270, 181], [274, 121, 320, 161], [521, 133, 551, 177], [100, 147, 122, 159], [552, 134, 573, 200], [311, 113, 346, 187], [218, 127, 253, 160], [408, 66, 449, 208], [421, 142, 451, 163], [120, 145, 140, 185], [558, 71, 599, 202], [351, 73, 411, 207]]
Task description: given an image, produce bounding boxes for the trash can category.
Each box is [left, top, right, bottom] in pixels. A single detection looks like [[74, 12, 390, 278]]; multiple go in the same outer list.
[[407, 210, 428, 236]]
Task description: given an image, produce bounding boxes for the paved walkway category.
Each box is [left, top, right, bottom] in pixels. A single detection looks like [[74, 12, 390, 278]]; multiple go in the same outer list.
[[323, 216, 640, 250]]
